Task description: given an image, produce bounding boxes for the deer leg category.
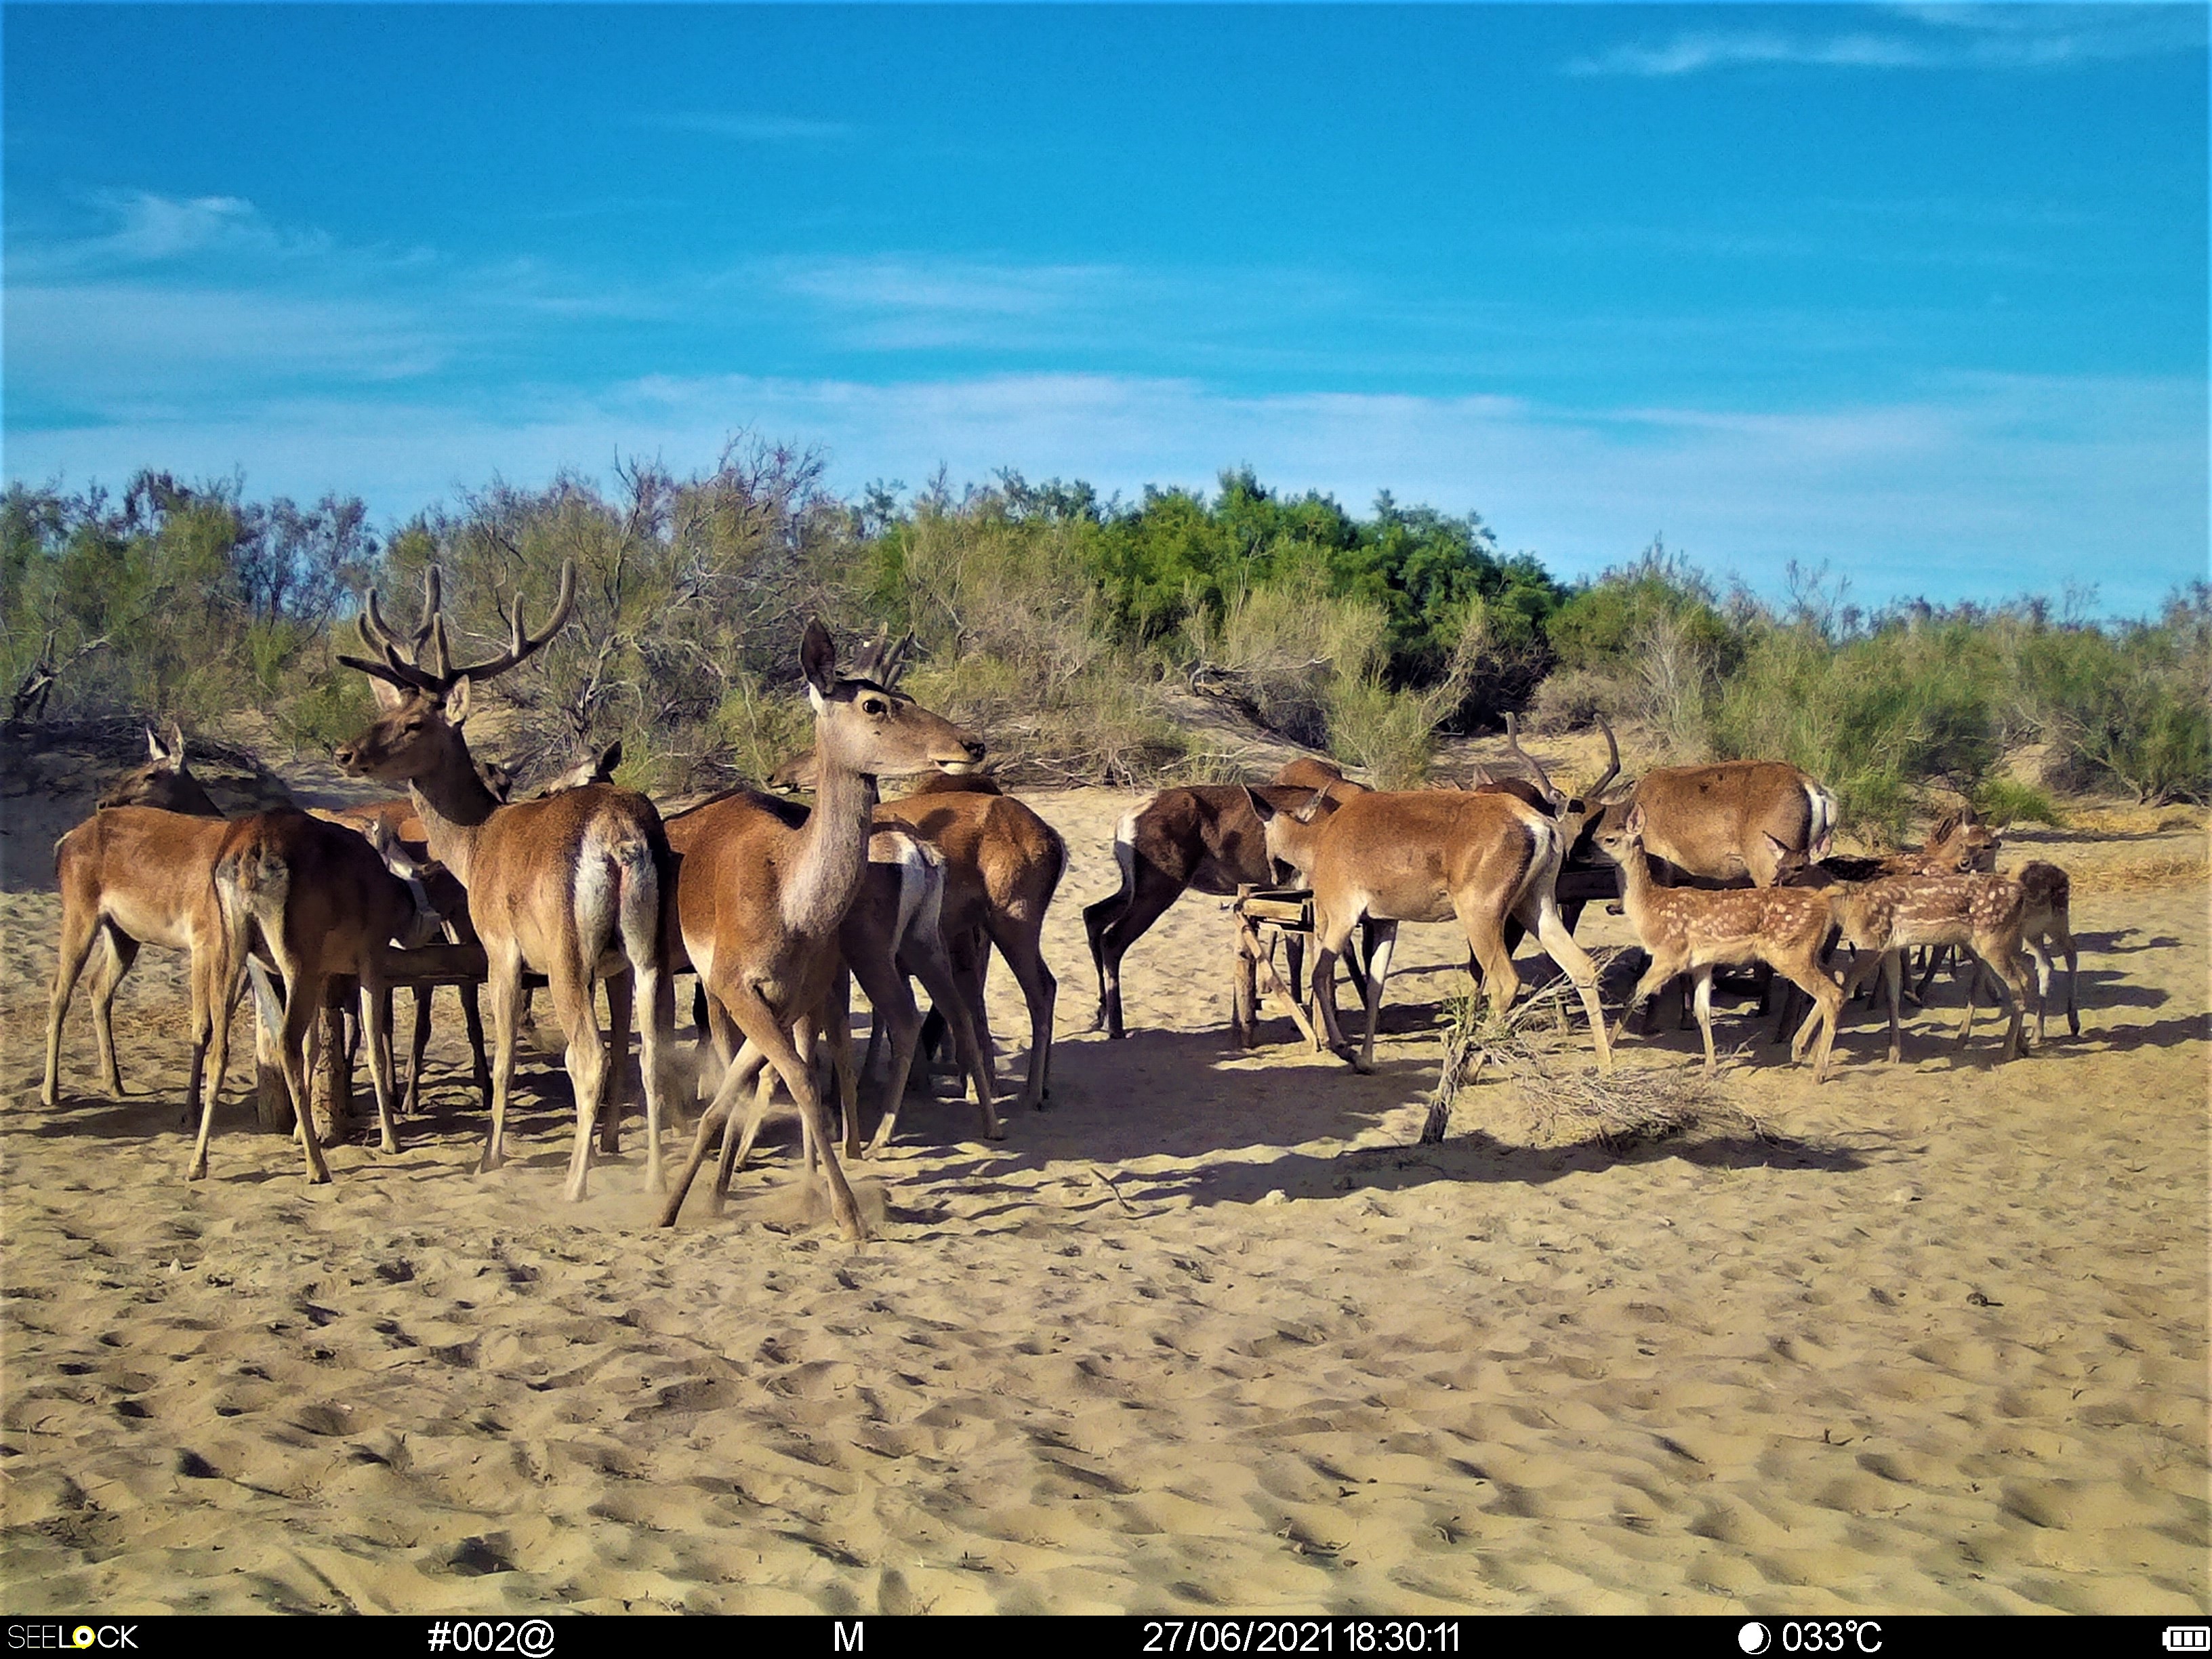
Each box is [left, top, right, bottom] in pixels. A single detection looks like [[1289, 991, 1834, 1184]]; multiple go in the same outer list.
[[661, 1023, 768, 1227], [399, 986, 430, 1118], [2055, 923, 2080, 1037], [900, 935, 1000, 1145], [1612, 956, 1684, 1053], [1778, 959, 1845, 1082], [848, 955, 916, 1154], [544, 958, 609, 1204], [1524, 889, 1614, 1072], [820, 973, 865, 1158], [186, 928, 251, 1181], [453, 981, 491, 1113], [359, 979, 402, 1155], [1954, 951, 1983, 1049], [1981, 945, 2036, 1062], [41, 901, 105, 1108], [1349, 920, 1399, 1075], [989, 921, 1057, 1111], [1310, 934, 1352, 1058], [600, 969, 633, 1156], [1086, 866, 1182, 1039], [720, 1043, 778, 1193], [277, 968, 333, 1184], [481, 949, 525, 1175], [1692, 967, 1720, 1078], [87, 926, 138, 1099], [718, 982, 863, 1240]]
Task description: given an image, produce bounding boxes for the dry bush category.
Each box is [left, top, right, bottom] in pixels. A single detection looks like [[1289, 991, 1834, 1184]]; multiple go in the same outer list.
[[1424, 966, 1775, 1149]]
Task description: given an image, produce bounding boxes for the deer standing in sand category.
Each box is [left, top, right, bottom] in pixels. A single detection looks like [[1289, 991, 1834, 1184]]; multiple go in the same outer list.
[[189, 811, 433, 1182], [1249, 785, 1614, 1076], [655, 626, 987, 1238], [334, 562, 680, 1200], [1829, 870, 2037, 1063], [1084, 758, 1368, 1038], [1593, 804, 1844, 1081]]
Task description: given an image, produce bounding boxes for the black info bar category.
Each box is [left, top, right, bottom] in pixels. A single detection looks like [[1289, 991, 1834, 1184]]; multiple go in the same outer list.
[[4, 1618, 2205, 1657]]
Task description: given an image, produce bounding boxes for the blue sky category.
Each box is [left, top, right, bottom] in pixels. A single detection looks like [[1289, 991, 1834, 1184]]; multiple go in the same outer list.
[[4, 3, 2206, 614]]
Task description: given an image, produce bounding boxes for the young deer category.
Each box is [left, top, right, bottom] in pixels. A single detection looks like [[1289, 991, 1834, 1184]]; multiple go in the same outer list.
[[334, 562, 680, 1200], [655, 627, 986, 1238], [2014, 861, 2078, 1039], [1594, 804, 1844, 1082], [1829, 871, 2036, 1063]]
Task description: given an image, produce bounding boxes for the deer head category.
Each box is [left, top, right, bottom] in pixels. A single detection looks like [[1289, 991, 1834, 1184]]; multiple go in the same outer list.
[[333, 562, 576, 789], [98, 720, 220, 815], [789, 624, 985, 783]]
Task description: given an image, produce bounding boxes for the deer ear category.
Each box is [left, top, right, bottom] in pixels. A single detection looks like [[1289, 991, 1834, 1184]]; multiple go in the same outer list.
[[368, 674, 409, 712], [801, 619, 838, 699], [446, 677, 474, 729], [598, 740, 623, 778], [1245, 787, 1277, 824], [163, 720, 188, 766], [1624, 804, 1647, 838], [144, 724, 164, 762]]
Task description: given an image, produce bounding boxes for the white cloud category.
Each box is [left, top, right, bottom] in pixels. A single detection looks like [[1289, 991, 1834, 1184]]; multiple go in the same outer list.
[[646, 112, 855, 142], [9, 370, 2199, 616], [1569, 3, 2205, 77], [16, 190, 335, 276]]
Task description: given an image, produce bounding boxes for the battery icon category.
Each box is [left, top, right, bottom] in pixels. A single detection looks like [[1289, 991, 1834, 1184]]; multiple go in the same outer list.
[[2164, 1629, 2210, 1652]]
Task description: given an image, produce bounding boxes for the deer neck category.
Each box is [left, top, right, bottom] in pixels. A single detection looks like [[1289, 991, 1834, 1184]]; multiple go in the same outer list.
[[783, 741, 881, 937], [401, 734, 503, 889], [1615, 841, 1664, 935]]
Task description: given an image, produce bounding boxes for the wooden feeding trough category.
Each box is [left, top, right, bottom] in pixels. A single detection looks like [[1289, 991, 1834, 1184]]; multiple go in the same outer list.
[[1231, 884, 1324, 1050], [248, 939, 512, 1137]]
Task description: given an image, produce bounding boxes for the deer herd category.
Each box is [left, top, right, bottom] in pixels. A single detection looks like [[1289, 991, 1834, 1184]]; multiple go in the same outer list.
[[38, 562, 2083, 1241]]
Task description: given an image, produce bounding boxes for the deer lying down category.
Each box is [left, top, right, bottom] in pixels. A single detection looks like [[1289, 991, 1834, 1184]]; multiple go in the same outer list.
[[1595, 804, 1843, 1082]]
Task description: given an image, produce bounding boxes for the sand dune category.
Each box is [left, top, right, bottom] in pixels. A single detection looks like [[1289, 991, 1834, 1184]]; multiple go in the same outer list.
[[3, 787, 2205, 1614]]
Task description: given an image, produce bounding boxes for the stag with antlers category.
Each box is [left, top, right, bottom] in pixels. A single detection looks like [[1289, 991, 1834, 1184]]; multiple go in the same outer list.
[[333, 562, 680, 1200]]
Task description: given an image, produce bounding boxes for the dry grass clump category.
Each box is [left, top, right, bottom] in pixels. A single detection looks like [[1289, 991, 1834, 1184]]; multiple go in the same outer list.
[[1423, 961, 1776, 1150], [2073, 855, 2211, 895]]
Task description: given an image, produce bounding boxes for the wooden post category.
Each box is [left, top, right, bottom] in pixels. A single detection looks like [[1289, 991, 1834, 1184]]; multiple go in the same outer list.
[[314, 987, 350, 1146], [1233, 884, 1258, 1048]]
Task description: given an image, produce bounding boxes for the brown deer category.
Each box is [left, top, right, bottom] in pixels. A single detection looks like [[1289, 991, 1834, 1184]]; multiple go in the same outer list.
[[1592, 804, 1843, 1080], [333, 562, 680, 1200], [1578, 759, 1837, 888], [49, 725, 234, 1105], [1084, 758, 1368, 1038], [45, 806, 239, 1115], [1828, 872, 2036, 1063], [188, 812, 430, 1182], [97, 722, 223, 816], [655, 628, 986, 1237], [872, 785, 1067, 1115], [663, 796, 997, 1165], [1248, 787, 1614, 1076]]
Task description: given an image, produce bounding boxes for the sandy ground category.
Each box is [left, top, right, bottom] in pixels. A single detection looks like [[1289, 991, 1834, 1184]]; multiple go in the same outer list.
[[2, 782, 2206, 1614]]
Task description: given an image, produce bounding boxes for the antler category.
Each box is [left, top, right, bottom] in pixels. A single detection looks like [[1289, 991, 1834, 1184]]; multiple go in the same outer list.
[[447, 560, 576, 684], [340, 562, 574, 693], [877, 633, 915, 691], [1585, 714, 1621, 800], [1504, 713, 1564, 812]]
